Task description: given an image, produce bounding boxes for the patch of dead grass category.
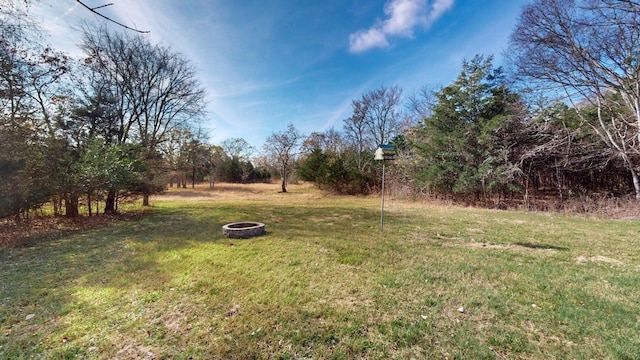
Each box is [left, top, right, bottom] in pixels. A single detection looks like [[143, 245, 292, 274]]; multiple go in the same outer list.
[[437, 240, 563, 256], [576, 255, 624, 265], [115, 335, 158, 359], [152, 182, 319, 203]]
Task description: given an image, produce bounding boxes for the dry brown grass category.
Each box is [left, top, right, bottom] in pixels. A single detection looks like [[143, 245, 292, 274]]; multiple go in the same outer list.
[[0, 212, 147, 248], [154, 181, 334, 203]]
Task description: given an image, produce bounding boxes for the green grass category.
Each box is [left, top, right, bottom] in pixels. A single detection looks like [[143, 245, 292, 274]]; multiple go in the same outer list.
[[1, 183, 640, 359]]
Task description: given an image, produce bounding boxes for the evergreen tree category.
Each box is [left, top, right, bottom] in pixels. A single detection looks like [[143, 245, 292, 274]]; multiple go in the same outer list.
[[297, 148, 329, 185], [415, 55, 525, 201]]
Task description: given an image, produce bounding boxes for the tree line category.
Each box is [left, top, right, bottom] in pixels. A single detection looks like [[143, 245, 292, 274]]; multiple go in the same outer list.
[[295, 0, 640, 209], [3, 0, 640, 221]]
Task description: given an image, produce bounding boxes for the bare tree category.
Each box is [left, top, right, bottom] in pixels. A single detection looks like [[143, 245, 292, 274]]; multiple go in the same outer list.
[[321, 127, 347, 155], [1, 1, 70, 133], [344, 85, 402, 171], [343, 99, 371, 171], [301, 128, 345, 156], [362, 84, 402, 147], [1, 0, 33, 32], [80, 26, 207, 209], [204, 144, 221, 189], [221, 137, 255, 161], [263, 123, 303, 193], [509, 0, 640, 198], [405, 85, 438, 125]]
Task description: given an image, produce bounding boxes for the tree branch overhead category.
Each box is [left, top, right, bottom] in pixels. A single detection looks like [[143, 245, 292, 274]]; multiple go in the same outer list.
[[75, 0, 150, 33]]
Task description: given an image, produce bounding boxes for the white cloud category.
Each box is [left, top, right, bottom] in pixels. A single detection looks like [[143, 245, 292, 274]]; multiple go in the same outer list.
[[428, 0, 455, 22], [348, 27, 389, 54], [349, 0, 454, 53], [382, 0, 427, 36]]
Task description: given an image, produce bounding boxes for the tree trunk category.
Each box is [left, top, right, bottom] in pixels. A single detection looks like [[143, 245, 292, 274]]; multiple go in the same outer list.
[[143, 192, 150, 206], [105, 190, 117, 214], [554, 164, 564, 202], [65, 192, 79, 218], [616, 152, 640, 200], [87, 190, 92, 217], [281, 167, 287, 192], [630, 167, 640, 200], [53, 195, 61, 216], [523, 162, 531, 210]]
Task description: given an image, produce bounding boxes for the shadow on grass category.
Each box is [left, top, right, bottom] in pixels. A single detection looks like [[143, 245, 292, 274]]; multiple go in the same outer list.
[[0, 200, 381, 355], [513, 242, 569, 251]]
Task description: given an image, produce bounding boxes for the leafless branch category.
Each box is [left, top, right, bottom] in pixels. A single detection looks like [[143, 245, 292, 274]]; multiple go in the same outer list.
[[75, 0, 150, 33]]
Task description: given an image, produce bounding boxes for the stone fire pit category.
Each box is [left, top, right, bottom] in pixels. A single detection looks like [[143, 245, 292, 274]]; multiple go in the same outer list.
[[222, 222, 266, 239]]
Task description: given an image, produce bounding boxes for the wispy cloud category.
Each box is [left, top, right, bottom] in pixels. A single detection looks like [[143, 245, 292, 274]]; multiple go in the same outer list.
[[428, 0, 455, 22], [349, 28, 389, 54], [349, 0, 454, 53]]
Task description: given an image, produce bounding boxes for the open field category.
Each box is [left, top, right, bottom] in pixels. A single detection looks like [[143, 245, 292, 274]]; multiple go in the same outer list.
[[1, 183, 640, 359]]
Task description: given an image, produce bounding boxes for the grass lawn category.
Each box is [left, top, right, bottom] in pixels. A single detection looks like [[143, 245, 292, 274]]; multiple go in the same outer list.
[[1, 183, 640, 359]]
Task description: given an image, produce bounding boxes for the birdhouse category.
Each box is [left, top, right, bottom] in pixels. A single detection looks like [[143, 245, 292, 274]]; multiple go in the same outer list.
[[375, 144, 395, 161]]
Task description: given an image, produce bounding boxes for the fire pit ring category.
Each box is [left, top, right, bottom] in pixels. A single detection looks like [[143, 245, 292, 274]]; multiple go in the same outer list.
[[222, 222, 266, 239]]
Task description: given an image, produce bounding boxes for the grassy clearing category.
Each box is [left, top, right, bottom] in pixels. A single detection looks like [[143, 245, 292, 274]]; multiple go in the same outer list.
[[1, 183, 640, 359]]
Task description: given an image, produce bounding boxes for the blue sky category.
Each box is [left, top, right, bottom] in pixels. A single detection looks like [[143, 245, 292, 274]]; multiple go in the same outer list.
[[32, 0, 530, 148]]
